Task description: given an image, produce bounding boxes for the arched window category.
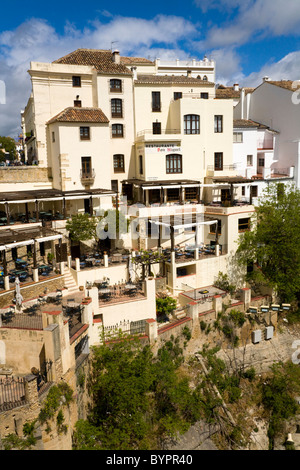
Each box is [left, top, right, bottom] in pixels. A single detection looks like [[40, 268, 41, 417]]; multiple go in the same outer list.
[[203, 75, 208, 81], [184, 115, 200, 135], [166, 154, 182, 174]]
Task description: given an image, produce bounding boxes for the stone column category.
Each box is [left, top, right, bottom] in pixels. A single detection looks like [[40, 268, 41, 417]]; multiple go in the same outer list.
[[75, 258, 80, 271], [104, 253, 109, 267], [241, 288, 251, 311], [188, 301, 199, 322], [213, 295, 223, 316], [145, 319, 158, 344]]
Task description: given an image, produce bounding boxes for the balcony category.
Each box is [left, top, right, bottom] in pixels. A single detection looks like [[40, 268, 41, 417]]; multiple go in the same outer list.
[[80, 169, 95, 185], [206, 164, 237, 177], [136, 128, 181, 142]]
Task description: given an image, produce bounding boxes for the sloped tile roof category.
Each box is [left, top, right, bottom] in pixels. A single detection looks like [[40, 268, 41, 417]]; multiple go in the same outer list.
[[47, 107, 109, 125], [135, 74, 215, 86], [233, 119, 279, 133], [267, 80, 295, 91], [53, 49, 133, 75], [216, 86, 255, 99]]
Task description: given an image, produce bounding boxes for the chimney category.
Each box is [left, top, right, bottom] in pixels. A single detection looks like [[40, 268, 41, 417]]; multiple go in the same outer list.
[[112, 50, 120, 64], [131, 67, 137, 80], [233, 83, 239, 91], [263, 76, 270, 82]]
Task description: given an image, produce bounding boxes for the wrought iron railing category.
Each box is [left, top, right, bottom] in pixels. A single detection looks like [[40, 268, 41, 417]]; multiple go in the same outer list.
[[0, 376, 27, 412], [80, 169, 95, 180]]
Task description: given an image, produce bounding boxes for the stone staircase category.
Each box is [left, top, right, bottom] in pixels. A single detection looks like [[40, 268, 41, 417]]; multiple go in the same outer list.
[[62, 267, 79, 297]]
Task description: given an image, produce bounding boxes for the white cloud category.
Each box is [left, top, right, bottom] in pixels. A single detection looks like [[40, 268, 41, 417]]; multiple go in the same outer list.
[[0, 15, 197, 137], [210, 48, 244, 85], [202, 0, 300, 48], [241, 50, 300, 87]]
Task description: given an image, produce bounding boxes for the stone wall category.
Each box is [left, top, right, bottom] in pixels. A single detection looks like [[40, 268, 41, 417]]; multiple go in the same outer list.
[[0, 276, 65, 308], [0, 167, 51, 184]]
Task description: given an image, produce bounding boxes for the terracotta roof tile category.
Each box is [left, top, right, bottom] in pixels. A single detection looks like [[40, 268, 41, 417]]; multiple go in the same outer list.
[[121, 56, 154, 65], [53, 49, 132, 75], [216, 86, 255, 99], [135, 74, 215, 86], [266, 80, 296, 91], [233, 119, 279, 133], [47, 107, 109, 125]]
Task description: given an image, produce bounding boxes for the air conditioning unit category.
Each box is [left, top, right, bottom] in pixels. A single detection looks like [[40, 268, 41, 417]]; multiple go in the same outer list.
[[252, 330, 262, 344], [271, 304, 280, 311], [265, 326, 274, 340], [249, 306, 258, 314], [261, 305, 269, 313]]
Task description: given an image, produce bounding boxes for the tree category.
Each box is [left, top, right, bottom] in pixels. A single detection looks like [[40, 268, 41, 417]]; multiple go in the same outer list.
[[261, 361, 300, 449], [0, 136, 17, 160], [73, 335, 201, 450], [66, 213, 97, 244], [156, 296, 177, 321], [236, 183, 300, 302]]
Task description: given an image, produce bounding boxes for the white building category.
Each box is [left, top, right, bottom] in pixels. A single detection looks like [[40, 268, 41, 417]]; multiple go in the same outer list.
[[234, 79, 298, 187]]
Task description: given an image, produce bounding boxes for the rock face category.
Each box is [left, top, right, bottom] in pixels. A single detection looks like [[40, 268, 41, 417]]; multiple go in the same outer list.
[[216, 329, 299, 374], [166, 421, 219, 451]]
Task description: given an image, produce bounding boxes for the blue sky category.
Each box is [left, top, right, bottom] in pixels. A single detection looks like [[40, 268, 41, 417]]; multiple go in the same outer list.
[[1, 0, 300, 137]]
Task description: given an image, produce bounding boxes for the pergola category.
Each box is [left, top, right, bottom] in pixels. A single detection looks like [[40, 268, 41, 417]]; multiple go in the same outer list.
[[0, 226, 63, 287], [0, 188, 117, 224], [149, 214, 219, 252], [122, 179, 202, 205], [209, 176, 254, 205]]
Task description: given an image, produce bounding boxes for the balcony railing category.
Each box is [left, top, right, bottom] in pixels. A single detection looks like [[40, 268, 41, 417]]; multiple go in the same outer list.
[[137, 128, 181, 137], [80, 169, 95, 180], [207, 165, 237, 171]]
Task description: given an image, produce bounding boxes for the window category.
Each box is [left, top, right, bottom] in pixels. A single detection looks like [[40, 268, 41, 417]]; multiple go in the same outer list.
[[214, 152, 223, 171], [110, 79, 122, 92], [74, 100, 82, 107], [166, 154, 182, 174], [81, 156, 92, 177], [139, 155, 143, 175], [167, 188, 180, 201], [112, 124, 124, 138], [203, 75, 208, 81], [152, 92, 161, 112], [238, 218, 250, 232], [258, 157, 265, 167], [184, 114, 200, 134], [52, 132, 55, 143], [152, 122, 161, 134], [185, 187, 198, 200], [233, 132, 243, 143], [113, 154, 125, 173], [174, 92, 182, 100], [72, 76, 81, 87], [247, 154, 253, 166], [210, 220, 222, 235], [201, 92, 209, 99], [80, 127, 90, 140], [214, 115, 223, 133], [111, 99, 123, 118], [250, 185, 258, 198], [111, 180, 118, 192]]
